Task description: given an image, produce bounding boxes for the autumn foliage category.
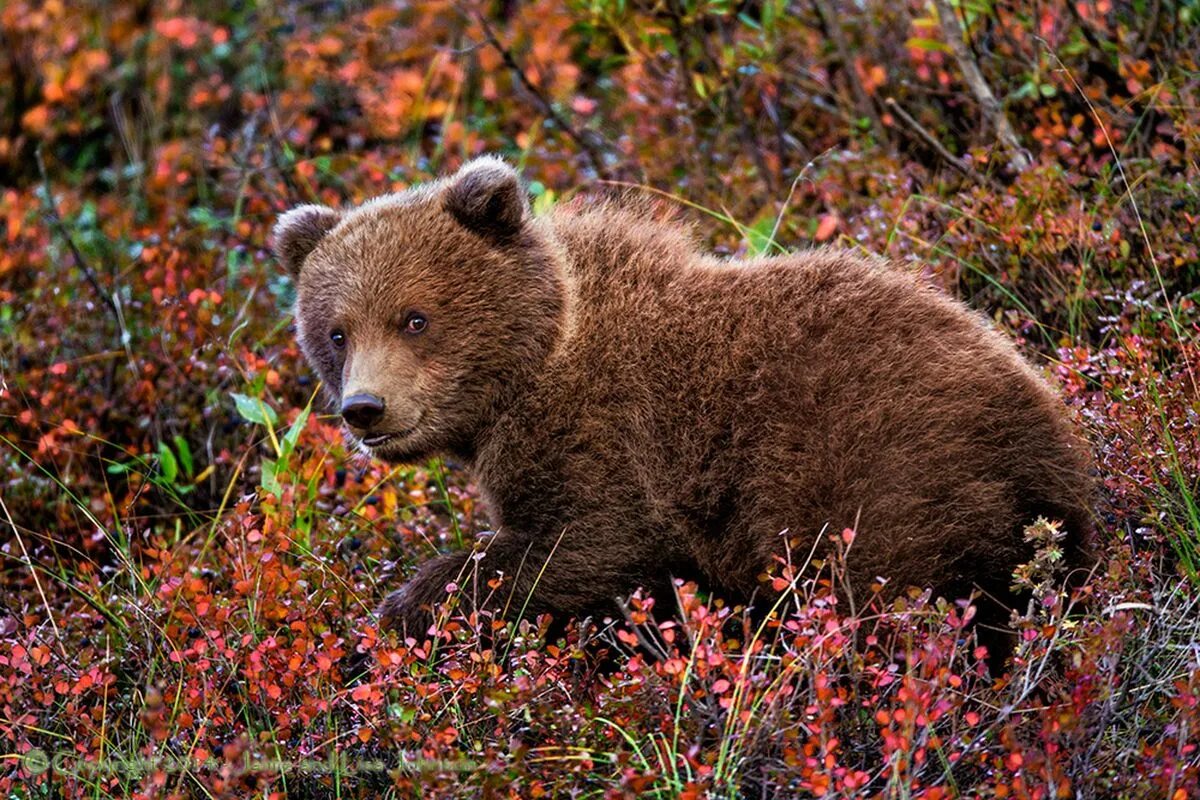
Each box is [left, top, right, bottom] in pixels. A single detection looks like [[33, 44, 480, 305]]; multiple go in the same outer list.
[[1, 1, 1198, 797]]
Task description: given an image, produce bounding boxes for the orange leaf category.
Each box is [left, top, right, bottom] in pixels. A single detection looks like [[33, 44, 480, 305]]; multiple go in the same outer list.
[[316, 36, 343, 57], [21, 106, 50, 134], [815, 214, 839, 242]]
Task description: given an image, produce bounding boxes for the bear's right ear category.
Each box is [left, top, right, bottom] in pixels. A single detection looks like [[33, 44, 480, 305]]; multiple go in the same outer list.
[[272, 205, 341, 277], [442, 156, 527, 239]]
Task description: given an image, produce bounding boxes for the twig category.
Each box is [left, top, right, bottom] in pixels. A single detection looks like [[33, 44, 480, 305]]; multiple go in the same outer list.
[[35, 147, 122, 324], [475, 13, 611, 179], [1138, 0, 1163, 59], [932, 0, 1031, 172], [810, 0, 888, 145], [885, 96, 994, 188], [0, 493, 69, 661]]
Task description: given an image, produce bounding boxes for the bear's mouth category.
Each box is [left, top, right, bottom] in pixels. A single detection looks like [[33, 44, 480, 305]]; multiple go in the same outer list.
[[360, 425, 417, 449]]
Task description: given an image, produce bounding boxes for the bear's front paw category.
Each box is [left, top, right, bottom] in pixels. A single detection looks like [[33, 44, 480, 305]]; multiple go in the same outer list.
[[376, 552, 477, 639], [376, 585, 435, 640]]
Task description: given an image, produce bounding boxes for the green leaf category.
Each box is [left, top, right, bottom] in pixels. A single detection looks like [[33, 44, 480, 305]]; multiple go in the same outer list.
[[157, 442, 179, 485], [280, 404, 312, 461], [532, 187, 557, 216], [261, 457, 280, 497], [761, 0, 777, 33], [1062, 37, 1089, 57], [745, 214, 780, 257], [1012, 81, 1037, 101], [173, 434, 194, 478], [738, 11, 762, 30], [905, 37, 951, 53], [232, 392, 279, 426]]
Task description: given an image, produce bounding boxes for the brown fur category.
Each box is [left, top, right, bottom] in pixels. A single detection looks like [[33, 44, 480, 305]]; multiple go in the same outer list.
[[273, 157, 1095, 639]]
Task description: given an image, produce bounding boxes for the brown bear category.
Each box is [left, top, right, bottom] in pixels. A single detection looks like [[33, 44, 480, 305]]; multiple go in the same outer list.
[[273, 156, 1094, 642]]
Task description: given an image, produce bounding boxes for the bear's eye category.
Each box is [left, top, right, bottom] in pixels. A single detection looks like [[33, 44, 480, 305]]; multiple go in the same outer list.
[[403, 312, 428, 336], [330, 329, 347, 348]]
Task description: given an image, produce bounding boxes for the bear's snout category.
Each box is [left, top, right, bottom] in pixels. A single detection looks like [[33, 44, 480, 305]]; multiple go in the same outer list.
[[341, 392, 385, 430]]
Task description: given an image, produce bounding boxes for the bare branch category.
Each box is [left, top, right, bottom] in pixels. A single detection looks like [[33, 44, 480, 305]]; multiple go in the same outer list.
[[475, 13, 612, 179], [885, 96, 996, 188], [35, 147, 123, 325], [810, 0, 889, 146], [932, 0, 1032, 172]]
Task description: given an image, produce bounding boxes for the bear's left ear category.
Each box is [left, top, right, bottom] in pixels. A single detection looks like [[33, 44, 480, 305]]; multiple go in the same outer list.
[[272, 204, 342, 277], [443, 156, 527, 239]]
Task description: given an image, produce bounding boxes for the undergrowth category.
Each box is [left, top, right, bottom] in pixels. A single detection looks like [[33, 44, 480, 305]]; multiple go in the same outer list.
[[1, 1, 1198, 797]]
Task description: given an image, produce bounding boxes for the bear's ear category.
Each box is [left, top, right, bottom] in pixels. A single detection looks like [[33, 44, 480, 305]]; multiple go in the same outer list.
[[272, 204, 341, 277], [443, 156, 527, 239]]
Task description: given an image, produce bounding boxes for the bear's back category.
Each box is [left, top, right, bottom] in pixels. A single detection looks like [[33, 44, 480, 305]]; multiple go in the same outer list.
[[526, 203, 1093, 606]]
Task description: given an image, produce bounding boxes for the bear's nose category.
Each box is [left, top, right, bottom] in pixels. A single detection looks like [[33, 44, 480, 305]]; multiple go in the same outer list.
[[341, 393, 385, 430]]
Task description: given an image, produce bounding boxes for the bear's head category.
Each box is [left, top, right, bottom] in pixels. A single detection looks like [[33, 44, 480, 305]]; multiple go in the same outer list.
[[272, 157, 567, 462]]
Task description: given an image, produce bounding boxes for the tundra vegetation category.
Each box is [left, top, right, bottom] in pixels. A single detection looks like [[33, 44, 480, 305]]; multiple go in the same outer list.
[[0, 1, 1197, 798]]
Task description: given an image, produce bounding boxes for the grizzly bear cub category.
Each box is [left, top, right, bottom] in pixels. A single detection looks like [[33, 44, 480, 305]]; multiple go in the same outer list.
[[274, 157, 1094, 641]]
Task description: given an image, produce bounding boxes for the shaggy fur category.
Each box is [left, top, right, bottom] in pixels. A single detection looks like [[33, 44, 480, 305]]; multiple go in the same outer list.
[[273, 157, 1095, 639]]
